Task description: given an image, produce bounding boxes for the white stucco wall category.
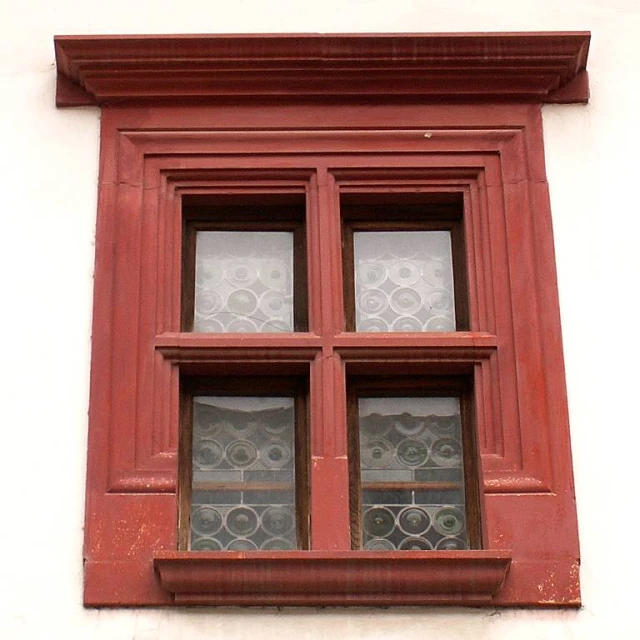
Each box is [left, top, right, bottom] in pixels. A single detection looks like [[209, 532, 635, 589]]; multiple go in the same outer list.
[[1, 1, 639, 638]]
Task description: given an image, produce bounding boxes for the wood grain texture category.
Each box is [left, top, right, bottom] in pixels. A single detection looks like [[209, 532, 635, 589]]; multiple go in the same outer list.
[[154, 549, 512, 606]]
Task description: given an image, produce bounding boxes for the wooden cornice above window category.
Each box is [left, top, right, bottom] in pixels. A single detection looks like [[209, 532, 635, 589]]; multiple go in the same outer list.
[[54, 32, 590, 107]]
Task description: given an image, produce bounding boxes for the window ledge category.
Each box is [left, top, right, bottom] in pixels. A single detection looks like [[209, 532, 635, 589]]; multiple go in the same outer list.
[[154, 550, 512, 606]]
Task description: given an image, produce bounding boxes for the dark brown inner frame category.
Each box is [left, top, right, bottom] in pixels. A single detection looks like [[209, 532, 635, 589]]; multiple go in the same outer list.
[[347, 376, 482, 551], [181, 195, 308, 333], [178, 376, 310, 551], [341, 197, 468, 332]]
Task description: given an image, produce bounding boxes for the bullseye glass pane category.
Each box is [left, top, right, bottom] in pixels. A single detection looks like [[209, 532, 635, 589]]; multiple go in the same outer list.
[[354, 231, 456, 332], [194, 231, 294, 333], [190, 396, 297, 551], [358, 397, 468, 551]]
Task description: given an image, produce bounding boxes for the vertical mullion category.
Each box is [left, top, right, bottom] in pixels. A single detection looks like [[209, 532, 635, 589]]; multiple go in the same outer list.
[[306, 165, 352, 550], [314, 166, 343, 335], [308, 351, 351, 550]]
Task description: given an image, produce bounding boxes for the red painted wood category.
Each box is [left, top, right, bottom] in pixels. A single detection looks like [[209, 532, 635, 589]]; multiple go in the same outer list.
[[154, 550, 512, 606], [85, 560, 174, 606], [76, 54, 582, 605], [54, 33, 590, 107], [308, 352, 351, 550]]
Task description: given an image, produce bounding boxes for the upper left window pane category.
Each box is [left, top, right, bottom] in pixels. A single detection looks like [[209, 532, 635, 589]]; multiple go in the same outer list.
[[182, 196, 307, 333], [195, 231, 294, 333]]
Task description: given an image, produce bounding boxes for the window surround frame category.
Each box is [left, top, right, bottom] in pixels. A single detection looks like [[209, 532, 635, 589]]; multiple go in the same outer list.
[[54, 32, 589, 608]]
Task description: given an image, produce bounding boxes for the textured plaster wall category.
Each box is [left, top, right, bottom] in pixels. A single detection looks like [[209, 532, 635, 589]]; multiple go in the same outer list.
[[1, 1, 639, 638]]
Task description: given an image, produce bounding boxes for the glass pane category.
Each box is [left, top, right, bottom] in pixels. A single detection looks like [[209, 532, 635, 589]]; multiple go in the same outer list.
[[353, 231, 456, 332], [190, 396, 297, 551], [194, 231, 294, 333], [358, 397, 468, 550]]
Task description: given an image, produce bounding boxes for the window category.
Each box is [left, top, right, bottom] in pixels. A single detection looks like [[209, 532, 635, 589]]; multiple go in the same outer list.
[[56, 32, 589, 607], [342, 195, 468, 333], [181, 378, 309, 553], [177, 195, 480, 560], [182, 194, 308, 334], [348, 378, 481, 553]]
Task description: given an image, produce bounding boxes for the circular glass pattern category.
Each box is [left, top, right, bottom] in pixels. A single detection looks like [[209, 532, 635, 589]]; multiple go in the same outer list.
[[429, 288, 453, 312], [264, 417, 289, 435], [436, 537, 467, 550], [426, 315, 455, 332], [261, 538, 294, 550], [397, 439, 429, 467], [423, 260, 447, 287], [431, 438, 462, 467], [390, 288, 422, 315], [259, 291, 288, 318], [357, 261, 386, 287], [195, 317, 225, 333], [260, 440, 291, 469], [393, 414, 425, 437], [227, 318, 259, 333], [193, 439, 224, 469], [225, 417, 258, 439], [363, 507, 395, 537], [227, 289, 258, 316], [358, 317, 389, 332], [262, 506, 295, 537], [433, 506, 465, 537], [226, 506, 259, 536], [197, 291, 223, 316], [364, 538, 395, 551], [260, 319, 291, 332], [427, 415, 457, 435], [398, 507, 431, 535], [194, 407, 225, 437], [391, 316, 423, 332], [260, 261, 290, 291], [227, 539, 258, 550], [361, 439, 394, 469], [227, 261, 258, 287], [196, 261, 224, 288], [191, 537, 223, 551], [361, 413, 391, 438], [358, 289, 389, 316], [225, 440, 258, 468], [191, 506, 223, 536], [399, 537, 433, 550], [389, 261, 421, 286]]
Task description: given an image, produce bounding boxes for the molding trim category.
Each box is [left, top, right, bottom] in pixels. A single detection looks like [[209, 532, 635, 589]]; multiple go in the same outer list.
[[153, 550, 512, 606], [54, 32, 590, 107]]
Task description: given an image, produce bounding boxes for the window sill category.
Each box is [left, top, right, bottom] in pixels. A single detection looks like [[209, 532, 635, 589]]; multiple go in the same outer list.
[[154, 550, 512, 606]]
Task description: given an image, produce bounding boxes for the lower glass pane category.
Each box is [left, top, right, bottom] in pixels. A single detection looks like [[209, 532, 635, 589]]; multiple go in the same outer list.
[[190, 396, 297, 550], [358, 397, 468, 550]]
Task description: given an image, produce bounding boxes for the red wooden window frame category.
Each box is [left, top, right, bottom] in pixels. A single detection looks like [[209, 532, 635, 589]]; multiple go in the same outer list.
[[55, 33, 589, 607]]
